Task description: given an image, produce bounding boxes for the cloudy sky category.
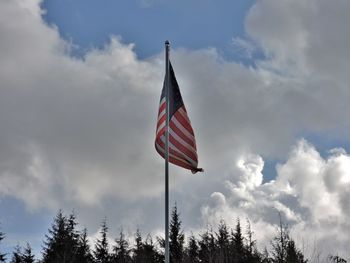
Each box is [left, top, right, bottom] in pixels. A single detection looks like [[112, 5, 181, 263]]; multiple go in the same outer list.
[[0, 0, 350, 260]]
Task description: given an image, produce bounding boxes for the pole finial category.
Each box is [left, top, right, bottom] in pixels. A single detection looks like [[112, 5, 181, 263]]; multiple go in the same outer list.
[[165, 40, 170, 46]]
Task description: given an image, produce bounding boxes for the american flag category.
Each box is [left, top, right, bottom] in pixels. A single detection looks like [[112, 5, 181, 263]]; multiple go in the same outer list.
[[155, 62, 203, 173]]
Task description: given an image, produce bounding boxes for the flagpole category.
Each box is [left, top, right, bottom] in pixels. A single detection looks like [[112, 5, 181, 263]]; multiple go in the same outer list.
[[164, 40, 170, 263]]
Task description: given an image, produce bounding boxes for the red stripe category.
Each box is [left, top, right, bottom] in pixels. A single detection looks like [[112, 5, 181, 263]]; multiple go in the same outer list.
[[156, 144, 194, 170], [156, 126, 166, 139], [169, 120, 196, 148], [156, 140, 195, 168], [155, 99, 202, 172], [157, 114, 166, 128], [169, 157, 194, 170], [157, 138, 191, 163], [169, 134, 198, 162], [158, 101, 166, 115], [172, 110, 194, 135]]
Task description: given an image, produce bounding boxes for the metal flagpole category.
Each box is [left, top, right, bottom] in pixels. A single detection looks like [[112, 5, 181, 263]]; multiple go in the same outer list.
[[164, 40, 170, 263]]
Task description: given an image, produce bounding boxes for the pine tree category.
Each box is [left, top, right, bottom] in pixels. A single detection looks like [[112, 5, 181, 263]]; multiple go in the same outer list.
[[231, 219, 245, 263], [328, 255, 347, 263], [0, 228, 5, 262], [184, 234, 199, 263], [245, 219, 261, 263], [132, 229, 143, 263], [143, 235, 163, 263], [261, 247, 272, 263], [198, 227, 215, 263], [67, 212, 80, 251], [111, 229, 131, 263], [10, 245, 22, 263], [270, 215, 289, 263], [76, 228, 94, 263], [216, 220, 230, 263], [285, 240, 307, 263], [169, 205, 185, 263], [22, 243, 35, 263], [94, 219, 111, 263], [42, 210, 77, 263]]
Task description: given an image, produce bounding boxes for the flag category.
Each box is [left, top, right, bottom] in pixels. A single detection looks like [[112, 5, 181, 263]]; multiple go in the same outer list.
[[155, 62, 203, 173]]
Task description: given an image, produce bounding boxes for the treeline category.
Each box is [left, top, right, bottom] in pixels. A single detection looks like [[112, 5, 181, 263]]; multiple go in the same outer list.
[[0, 207, 348, 263]]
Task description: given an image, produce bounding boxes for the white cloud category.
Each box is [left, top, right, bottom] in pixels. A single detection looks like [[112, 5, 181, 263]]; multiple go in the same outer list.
[[202, 140, 350, 258], [231, 37, 257, 59], [0, 0, 350, 259]]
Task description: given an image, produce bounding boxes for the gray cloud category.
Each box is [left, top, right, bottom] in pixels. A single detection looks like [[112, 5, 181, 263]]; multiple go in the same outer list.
[[0, 0, 350, 259]]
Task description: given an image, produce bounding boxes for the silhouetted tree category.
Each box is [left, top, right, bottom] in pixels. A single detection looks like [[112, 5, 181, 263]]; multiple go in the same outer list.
[[169, 205, 184, 263], [184, 234, 199, 263], [216, 220, 230, 263], [198, 227, 215, 263], [76, 228, 94, 263], [132, 229, 143, 263], [42, 210, 79, 263], [13, 208, 350, 263], [94, 219, 111, 263], [270, 214, 307, 263], [328, 255, 347, 263], [22, 243, 35, 263], [285, 240, 307, 263], [270, 215, 289, 263], [111, 230, 132, 263], [142, 235, 163, 263], [261, 247, 272, 263], [232, 219, 245, 263], [10, 245, 22, 263], [139, 232, 164, 263], [245, 219, 261, 263], [0, 228, 5, 262]]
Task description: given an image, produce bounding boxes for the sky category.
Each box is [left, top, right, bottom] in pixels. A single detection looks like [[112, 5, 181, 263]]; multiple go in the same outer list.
[[0, 0, 350, 261]]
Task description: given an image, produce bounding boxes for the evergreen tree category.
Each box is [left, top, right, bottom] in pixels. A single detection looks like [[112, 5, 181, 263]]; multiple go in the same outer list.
[[169, 205, 184, 263], [94, 219, 111, 263], [231, 219, 245, 263], [0, 228, 5, 262], [67, 213, 80, 250], [328, 255, 347, 263], [184, 234, 199, 263], [198, 230, 210, 263], [245, 219, 261, 263], [216, 220, 230, 263], [261, 247, 272, 263], [285, 240, 307, 263], [111, 230, 131, 263], [22, 243, 35, 263], [270, 214, 307, 263], [198, 227, 215, 263], [270, 215, 289, 263], [76, 228, 94, 263], [132, 229, 143, 263], [10, 245, 22, 263], [142, 235, 163, 263], [136, 232, 163, 263], [42, 210, 79, 263]]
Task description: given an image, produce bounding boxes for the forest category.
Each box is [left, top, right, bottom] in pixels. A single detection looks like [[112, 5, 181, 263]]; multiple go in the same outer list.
[[0, 207, 347, 263]]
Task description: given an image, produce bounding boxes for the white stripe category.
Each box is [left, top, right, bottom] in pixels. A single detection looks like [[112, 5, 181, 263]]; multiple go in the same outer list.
[[158, 108, 166, 122], [160, 136, 197, 167], [156, 121, 166, 136], [178, 107, 192, 124], [158, 98, 166, 121], [169, 127, 197, 157], [172, 116, 195, 141]]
